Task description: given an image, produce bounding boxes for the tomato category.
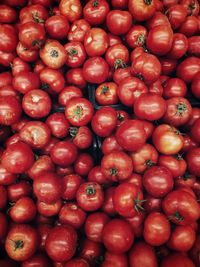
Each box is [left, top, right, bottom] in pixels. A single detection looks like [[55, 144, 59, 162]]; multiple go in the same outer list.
[[12, 71, 40, 94], [83, 56, 109, 84], [66, 68, 87, 89], [188, 36, 200, 57], [146, 11, 170, 30], [106, 10, 132, 35], [130, 143, 158, 174], [186, 148, 200, 176], [113, 182, 144, 217], [105, 44, 129, 69], [123, 173, 143, 189], [128, 0, 156, 21], [102, 252, 128, 267], [126, 25, 147, 49], [64, 41, 86, 68], [152, 124, 184, 155], [160, 253, 195, 267], [113, 66, 132, 85], [179, 16, 199, 37], [91, 107, 117, 137], [21, 253, 52, 267], [144, 212, 170, 246], [158, 155, 187, 178], [166, 4, 187, 29], [84, 212, 110, 242], [180, 0, 199, 15], [40, 40, 67, 69], [102, 187, 117, 216], [83, 0, 109, 26], [0, 24, 18, 53], [88, 166, 110, 185], [0, 163, 17, 185], [58, 86, 83, 106], [191, 118, 200, 143], [11, 57, 31, 76], [64, 258, 90, 267], [125, 211, 145, 238], [46, 113, 69, 139], [28, 155, 54, 180], [163, 78, 187, 98], [160, 57, 177, 76], [0, 212, 7, 239], [185, 107, 200, 128], [16, 42, 39, 63], [101, 135, 123, 154], [101, 151, 133, 181], [65, 97, 94, 127], [95, 82, 118, 105], [62, 174, 82, 200], [40, 68, 65, 94], [59, 202, 86, 229], [191, 73, 200, 99], [129, 241, 158, 267], [0, 185, 7, 210], [0, 72, 12, 88], [175, 173, 196, 188], [33, 172, 62, 203], [162, 189, 200, 225], [68, 19, 91, 42], [45, 15, 70, 40], [20, 4, 48, 23], [117, 77, 148, 107], [59, 0, 82, 23], [74, 153, 94, 176], [167, 33, 188, 59], [143, 194, 162, 213], [102, 219, 134, 254], [147, 25, 173, 55], [116, 110, 130, 127], [134, 93, 166, 121], [143, 166, 174, 198], [0, 4, 17, 23], [70, 126, 93, 149], [76, 182, 104, 212], [45, 225, 77, 262], [131, 52, 161, 84], [5, 225, 39, 262]]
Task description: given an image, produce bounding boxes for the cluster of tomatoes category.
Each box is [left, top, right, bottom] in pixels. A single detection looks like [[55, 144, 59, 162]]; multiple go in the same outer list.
[[0, 0, 200, 266]]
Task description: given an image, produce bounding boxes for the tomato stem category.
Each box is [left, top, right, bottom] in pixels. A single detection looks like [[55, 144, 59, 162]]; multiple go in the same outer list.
[[182, 172, 191, 181], [134, 193, 145, 212], [32, 12, 44, 23], [176, 103, 187, 116], [114, 59, 127, 70], [169, 211, 184, 221], [69, 127, 78, 137], [32, 40, 41, 49], [145, 159, 154, 168], [92, 0, 99, 7], [101, 86, 109, 94], [110, 168, 118, 176], [117, 113, 125, 122], [137, 34, 145, 45], [50, 49, 59, 58], [86, 186, 96, 195], [68, 48, 78, 57], [71, 105, 83, 120], [144, 0, 152, 5]]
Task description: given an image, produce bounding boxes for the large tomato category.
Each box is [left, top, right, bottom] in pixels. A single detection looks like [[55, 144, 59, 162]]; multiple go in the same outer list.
[[0, 24, 18, 53], [176, 56, 200, 83], [45, 15, 70, 40], [160, 253, 195, 267], [128, 0, 156, 21], [167, 33, 188, 59], [95, 82, 118, 105], [59, 0, 82, 22], [186, 148, 200, 176], [64, 41, 86, 68], [68, 19, 91, 42], [126, 25, 147, 49], [106, 10, 132, 35], [105, 44, 129, 69]]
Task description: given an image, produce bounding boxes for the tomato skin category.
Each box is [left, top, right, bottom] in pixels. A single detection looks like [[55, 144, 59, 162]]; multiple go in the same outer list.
[[163, 78, 187, 98], [0, 164, 17, 186], [62, 174, 82, 200], [113, 66, 132, 85], [12, 57, 31, 76], [95, 82, 118, 106], [113, 182, 144, 217], [116, 119, 146, 152], [101, 151, 133, 181], [45, 15, 70, 40], [64, 258, 89, 267], [68, 19, 91, 43], [0, 212, 8, 239], [46, 113, 69, 139], [179, 16, 199, 37], [0, 72, 12, 88], [91, 107, 117, 137], [162, 189, 200, 225], [0, 24, 18, 53], [186, 148, 200, 176], [5, 224, 39, 262], [143, 166, 174, 198], [167, 4, 187, 29], [177, 57, 200, 84], [188, 36, 200, 57], [152, 124, 184, 155], [105, 44, 129, 69], [128, 0, 156, 21], [19, 4, 48, 24], [102, 252, 128, 267], [70, 126, 93, 150], [84, 212, 110, 242], [147, 25, 173, 56], [102, 219, 134, 254], [58, 86, 83, 106], [129, 241, 158, 267], [106, 10, 132, 35], [167, 225, 195, 252], [0, 5, 17, 23], [40, 68, 65, 94], [146, 11, 170, 30], [21, 253, 52, 267], [189, 235, 200, 266], [66, 68, 87, 89], [167, 33, 188, 59], [65, 41, 86, 68], [83, 57, 109, 84], [144, 212, 171, 246], [134, 93, 167, 121], [191, 118, 200, 143], [83, 0, 110, 26], [102, 135, 123, 155], [45, 225, 77, 262], [74, 153, 94, 176], [126, 25, 147, 49], [59, 0, 82, 23], [160, 253, 195, 267], [76, 182, 104, 212], [191, 73, 200, 99], [12, 71, 40, 94]]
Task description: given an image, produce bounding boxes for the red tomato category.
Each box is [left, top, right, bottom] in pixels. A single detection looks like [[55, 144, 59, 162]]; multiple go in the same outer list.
[[11, 57, 31, 76], [62, 174, 82, 200], [188, 36, 200, 57], [163, 77, 187, 98], [177, 57, 200, 83], [102, 187, 117, 216], [128, 0, 156, 21], [66, 68, 87, 89], [88, 165, 110, 185], [16, 42, 39, 62], [70, 126, 93, 149], [179, 16, 199, 37], [105, 44, 129, 69], [166, 4, 187, 29], [191, 73, 200, 99], [144, 212, 171, 246], [45, 225, 77, 262], [126, 25, 147, 49], [160, 253, 195, 267], [21, 253, 52, 267], [113, 182, 144, 217], [95, 82, 118, 105], [189, 235, 200, 266], [46, 113, 69, 138], [123, 173, 143, 189], [106, 10, 132, 35], [102, 219, 134, 254], [12, 71, 40, 94], [45, 15, 70, 40], [102, 252, 128, 267], [0, 4, 17, 23], [186, 148, 200, 176], [0, 24, 18, 53], [191, 118, 200, 143], [64, 41, 86, 68], [28, 155, 54, 180], [129, 241, 158, 267], [40, 68, 65, 94], [146, 11, 170, 30], [58, 86, 83, 106], [101, 135, 123, 154], [74, 153, 94, 176], [37, 199, 62, 217], [76, 182, 104, 211], [143, 194, 162, 213], [83, 0, 110, 26], [68, 19, 91, 43], [167, 33, 188, 59], [113, 66, 132, 84], [64, 258, 89, 267], [59, 0, 82, 23], [175, 173, 196, 188]]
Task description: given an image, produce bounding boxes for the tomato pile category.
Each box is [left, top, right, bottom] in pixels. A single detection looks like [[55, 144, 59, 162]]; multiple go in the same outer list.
[[0, 0, 200, 266]]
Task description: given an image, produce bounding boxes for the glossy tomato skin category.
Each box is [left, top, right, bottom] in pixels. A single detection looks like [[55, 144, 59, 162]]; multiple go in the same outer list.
[[134, 93, 166, 121], [16, 42, 39, 62], [152, 124, 184, 155], [106, 10, 132, 35], [162, 189, 200, 225], [88, 165, 110, 185], [166, 4, 187, 29], [163, 77, 187, 98], [83, 57, 109, 84], [179, 16, 199, 37], [146, 11, 170, 30], [62, 174, 82, 200], [64, 41, 86, 68], [40, 68, 65, 94], [64, 258, 90, 267], [66, 68, 87, 89], [102, 252, 128, 267], [68, 19, 91, 42], [188, 36, 200, 57], [105, 44, 129, 69], [126, 25, 147, 49], [116, 120, 147, 152], [21, 253, 53, 267], [0, 4, 17, 23], [76, 182, 104, 212], [59, 0, 82, 23], [101, 151, 133, 181], [46, 113, 69, 139], [128, 0, 156, 21], [144, 212, 171, 246], [37, 199, 62, 217], [160, 253, 195, 267], [45, 15, 70, 40], [102, 219, 134, 254], [129, 241, 158, 267], [186, 148, 200, 176], [101, 135, 123, 154], [143, 166, 174, 198], [95, 82, 118, 106], [176, 56, 200, 83], [74, 153, 94, 176], [45, 225, 77, 262], [113, 182, 144, 218], [70, 126, 93, 149], [0, 24, 18, 53], [58, 86, 83, 106], [113, 66, 132, 85], [65, 97, 94, 127], [28, 155, 54, 180], [167, 33, 188, 59], [191, 73, 200, 98], [143, 194, 162, 213]]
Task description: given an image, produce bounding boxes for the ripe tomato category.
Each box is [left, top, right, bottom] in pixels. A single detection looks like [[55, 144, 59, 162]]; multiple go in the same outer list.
[[46, 113, 69, 139], [162, 189, 200, 225], [175, 173, 196, 188], [177, 57, 200, 83], [40, 68, 65, 94], [113, 182, 144, 217], [101, 135, 123, 154], [160, 253, 195, 267], [58, 86, 83, 106], [189, 235, 200, 266], [76, 182, 104, 212], [146, 11, 170, 30], [163, 77, 187, 98], [16, 41, 39, 62], [74, 153, 94, 176], [21, 253, 52, 267], [113, 66, 132, 84], [126, 25, 147, 49], [95, 82, 118, 105], [130, 143, 158, 174], [143, 194, 162, 213], [186, 148, 200, 176], [28, 155, 54, 180], [64, 258, 90, 267], [102, 252, 128, 267], [0, 24, 18, 53], [129, 241, 158, 267], [188, 36, 200, 57], [0, 212, 7, 239], [105, 44, 129, 69], [19, 4, 48, 24], [66, 68, 87, 89], [101, 151, 133, 181], [64, 41, 86, 68], [5, 225, 39, 261], [152, 124, 184, 155], [166, 4, 187, 29], [83, 57, 109, 84], [45, 15, 70, 40], [45, 225, 77, 262], [62, 174, 82, 200], [128, 0, 156, 21], [59, 0, 82, 23], [12, 57, 32, 75], [68, 19, 91, 43], [167, 33, 188, 59], [88, 165, 110, 185], [65, 97, 94, 127], [70, 126, 93, 149], [102, 219, 134, 254], [191, 73, 200, 98], [6, 181, 31, 202], [37, 199, 62, 217], [106, 10, 132, 35], [179, 16, 199, 37], [0, 4, 17, 23]]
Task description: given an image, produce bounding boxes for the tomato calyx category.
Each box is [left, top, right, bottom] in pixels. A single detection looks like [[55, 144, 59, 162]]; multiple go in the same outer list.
[[117, 113, 125, 122], [144, 0, 152, 5], [86, 185, 96, 196], [188, 2, 196, 14], [145, 159, 155, 168], [169, 211, 184, 222], [92, 0, 99, 7], [50, 49, 59, 58], [114, 59, 127, 70], [32, 13, 44, 24], [176, 103, 187, 116], [174, 153, 183, 161], [109, 168, 118, 176], [137, 34, 146, 46], [134, 193, 145, 212], [71, 105, 83, 120], [182, 172, 191, 181], [68, 48, 78, 57], [101, 86, 109, 94], [69, 127, 78, 137], [32, 40, 42, 49], [9, 239, 24, 251]]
